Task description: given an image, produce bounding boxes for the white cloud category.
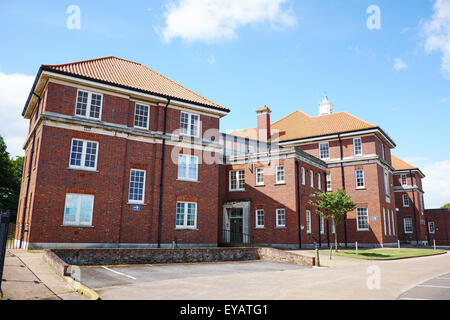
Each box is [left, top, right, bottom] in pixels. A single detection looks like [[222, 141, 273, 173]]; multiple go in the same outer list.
[[393, 58, 407, 70], [422, 160, 450, 208], [0, 70, 34, 158], [421, 0, 450, 79], [157, 0, 297, 43]]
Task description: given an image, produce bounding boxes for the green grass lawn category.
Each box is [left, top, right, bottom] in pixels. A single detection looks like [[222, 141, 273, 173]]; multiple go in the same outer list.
[[335, 248, 446, 260]]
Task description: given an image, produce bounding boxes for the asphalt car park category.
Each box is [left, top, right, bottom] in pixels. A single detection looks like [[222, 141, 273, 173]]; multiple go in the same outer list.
[[398, 272, 450, 300]]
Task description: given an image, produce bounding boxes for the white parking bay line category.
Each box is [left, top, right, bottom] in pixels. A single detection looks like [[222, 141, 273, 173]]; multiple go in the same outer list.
[[399, 298, 432, 300], [437, 277, 450, 280], [102, 266, 137, 280], [417, 285, 450, 289]]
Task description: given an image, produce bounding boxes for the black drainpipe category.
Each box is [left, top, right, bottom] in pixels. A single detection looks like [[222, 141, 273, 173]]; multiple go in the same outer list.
[[19, 92, 41, 249], [338, 133, 348, 247], [409, 170, 419, 245], [295, 160, 302, 249], [157, 98, 171, 248]]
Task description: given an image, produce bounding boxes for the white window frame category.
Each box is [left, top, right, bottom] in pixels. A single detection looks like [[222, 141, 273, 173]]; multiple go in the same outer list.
[[63, 193, 94, 227], [75, 89, 103, 120], [383, 208, 387, 236], [355, 169, 365, 189], [319, 142, 330, 159], [404, 218, 413, 234], [69, 138, 99, 171], [320, 215, 325, 234], [276, 208, 286, 228], [402, 194, 410, 207], [428, 221, 435, 234], [176, 201, 197, 229], [255, 167, 264, 186], [387, 209, 392, 236], [326, 173, 332, 191], [331, 218, 335, 234], [306, 210, 312, 234], [391, 210, 396, 236], [356, 207, 369, 231], [177, 154, 199, 182], [310, 170, 314, 188], [318, 173, 322, 190], [276, 165, 285, 184], [180, 111, 200, 137], [256, 209, 264, 228], [134, 103, 150, 130], [401, 174, 407, 186], [128, 169, 146, 204], [229, 170, 245, 191], [301, 167, 306, 185], [384, 169, 391, 203], [353, 137, 362, 156]]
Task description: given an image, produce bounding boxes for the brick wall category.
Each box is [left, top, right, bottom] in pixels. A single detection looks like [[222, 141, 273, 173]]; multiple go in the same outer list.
[[425, 209, 450, 246]]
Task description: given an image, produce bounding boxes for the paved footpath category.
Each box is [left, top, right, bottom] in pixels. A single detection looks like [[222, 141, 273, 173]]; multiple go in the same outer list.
[[1, 250, 86, 300]]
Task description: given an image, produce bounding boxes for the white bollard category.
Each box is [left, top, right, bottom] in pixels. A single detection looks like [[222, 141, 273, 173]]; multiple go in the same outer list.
[[329, 244, 333, 260], [433, 239, 436, 251], [356, 241, 358, 255], [398, 240, 400, 250]]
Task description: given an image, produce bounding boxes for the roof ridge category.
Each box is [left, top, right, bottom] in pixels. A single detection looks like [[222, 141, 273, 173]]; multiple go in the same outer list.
[[42, 56, 142, 68], [271, 109, 310, 127]]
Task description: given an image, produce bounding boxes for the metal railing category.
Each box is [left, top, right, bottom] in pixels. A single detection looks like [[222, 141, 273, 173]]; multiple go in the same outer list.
[[219, 229, 251, 246]]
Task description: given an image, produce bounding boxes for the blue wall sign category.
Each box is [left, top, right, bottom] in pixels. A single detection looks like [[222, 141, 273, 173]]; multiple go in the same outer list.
[[132, 205, 140, 211], [372, 217, 378, 221]]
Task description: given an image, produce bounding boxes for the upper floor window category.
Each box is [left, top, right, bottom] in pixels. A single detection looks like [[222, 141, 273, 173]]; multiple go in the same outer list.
[[178, 154, 198, 181], [331, 218, 335, 234], [75, 90, 102, 120], [276, 208, 286, 228], [326, 173, 332, 191], [356, 207, 369, 231], [355, 169, 365, 189], [256, 209, 264, 228], [428, 221, 435, 234], [404, 218, 413, 234], [402, 194, 409, 207], [63, 193, 94, 227], [319, 142, 330, 159], [401, 174, 407, 186], [255, 167, 264, 186], [317, 173, 322, 190], [176, 202, 197, 229], [229, 170, 245, 191], [276, 165, 285, 184], [134, 103, 150, 129], [129, 169, 146, 204], [384, 169, 390, 202], [180, 112, 200, 137], [310, 170, 314, 188], [69, 139, 98, 171], [354, 137, 362, 156], [301, 167, 306, 185]]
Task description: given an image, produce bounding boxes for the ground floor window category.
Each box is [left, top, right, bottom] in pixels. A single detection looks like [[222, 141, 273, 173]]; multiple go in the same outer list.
[[320, 216, 325, 234], [276, 209, 286, 227], [176, 202, 197, 229], [356, 207, 369, 231], [428, 221, 435, 234], [256, 209, 264, 228], [63, 193, 94, 226], [306, 210, 312, 234], [404, 218, 413, 234]]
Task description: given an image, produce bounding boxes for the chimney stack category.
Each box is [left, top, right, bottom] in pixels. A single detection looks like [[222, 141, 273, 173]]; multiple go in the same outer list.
[[318, 93, 334, 116], [256, 105, 271, 142]]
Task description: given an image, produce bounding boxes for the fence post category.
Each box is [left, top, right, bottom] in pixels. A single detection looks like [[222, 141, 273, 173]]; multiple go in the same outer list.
[[0, 211, 11, 297], [315, 249, 320, 267]]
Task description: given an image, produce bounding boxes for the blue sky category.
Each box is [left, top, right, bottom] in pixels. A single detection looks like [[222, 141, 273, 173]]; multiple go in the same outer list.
[[0, 0, 449, 207]]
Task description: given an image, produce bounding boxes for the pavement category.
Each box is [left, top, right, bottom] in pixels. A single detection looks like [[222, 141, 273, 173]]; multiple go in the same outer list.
[[73, 249, 449, 300], [1, 249, 86, 300]]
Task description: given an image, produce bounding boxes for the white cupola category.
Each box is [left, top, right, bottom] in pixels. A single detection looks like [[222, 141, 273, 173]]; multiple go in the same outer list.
[[318, 93, 334, 116]]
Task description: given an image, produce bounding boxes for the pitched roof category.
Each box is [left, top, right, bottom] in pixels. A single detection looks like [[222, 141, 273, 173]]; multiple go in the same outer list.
[[391, 155, 418, 171], [232, 110, 380, 142], [41, 56, 228, 112]]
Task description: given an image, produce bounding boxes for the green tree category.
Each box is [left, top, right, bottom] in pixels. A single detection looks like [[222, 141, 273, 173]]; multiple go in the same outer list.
[[0, 135, 23, 220], [442, 203, 450, 209], [308, 189, 358, 252]]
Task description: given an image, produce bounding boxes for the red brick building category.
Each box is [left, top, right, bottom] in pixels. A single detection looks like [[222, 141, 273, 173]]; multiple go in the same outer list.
[[424, 209, 450, 246], [14, 56, 443, 249]]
